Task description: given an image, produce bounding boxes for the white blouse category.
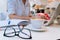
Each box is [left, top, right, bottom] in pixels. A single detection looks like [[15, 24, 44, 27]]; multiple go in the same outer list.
[[7, 0, 30, 16]]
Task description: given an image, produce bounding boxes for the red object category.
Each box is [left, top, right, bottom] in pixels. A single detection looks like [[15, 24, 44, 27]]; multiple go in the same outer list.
[[37, 13, 50, 20], [44, 13, 50, 20]]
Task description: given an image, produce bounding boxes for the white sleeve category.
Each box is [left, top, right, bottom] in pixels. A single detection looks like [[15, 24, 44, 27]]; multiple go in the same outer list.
[[25, 1, 30, 16], [7, 0, 16, 15]]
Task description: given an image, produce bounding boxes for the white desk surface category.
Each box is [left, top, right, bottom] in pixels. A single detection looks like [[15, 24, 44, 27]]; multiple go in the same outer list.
[[0, 19, 60, 40]]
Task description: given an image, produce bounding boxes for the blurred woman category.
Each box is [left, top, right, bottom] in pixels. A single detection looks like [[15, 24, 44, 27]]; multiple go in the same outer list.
[[8, 0, 32, 20]]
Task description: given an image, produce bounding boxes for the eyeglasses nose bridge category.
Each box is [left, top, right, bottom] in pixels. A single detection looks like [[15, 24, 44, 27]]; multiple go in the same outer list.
[[15, 34, 19, 36]]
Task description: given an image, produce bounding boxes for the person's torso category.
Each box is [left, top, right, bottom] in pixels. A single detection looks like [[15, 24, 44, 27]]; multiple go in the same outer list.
[[15, 0, 30, 16]]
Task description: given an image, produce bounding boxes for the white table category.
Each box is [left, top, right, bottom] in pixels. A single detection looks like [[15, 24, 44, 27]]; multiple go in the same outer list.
[[0, 19, 60, 40]]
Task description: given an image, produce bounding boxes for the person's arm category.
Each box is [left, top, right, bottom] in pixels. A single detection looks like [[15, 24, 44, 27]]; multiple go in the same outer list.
[[9, 13, 32, 20]]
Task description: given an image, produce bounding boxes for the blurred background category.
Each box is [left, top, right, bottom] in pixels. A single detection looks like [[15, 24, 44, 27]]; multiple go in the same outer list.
[[0, 0, 60, 21]]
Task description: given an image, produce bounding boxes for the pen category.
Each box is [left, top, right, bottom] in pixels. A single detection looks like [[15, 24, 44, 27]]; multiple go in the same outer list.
[[8, 20, 11, 25]]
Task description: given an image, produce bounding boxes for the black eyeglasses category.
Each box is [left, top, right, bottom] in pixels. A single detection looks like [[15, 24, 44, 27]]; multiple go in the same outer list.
[[1, 21, 32, 39]]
